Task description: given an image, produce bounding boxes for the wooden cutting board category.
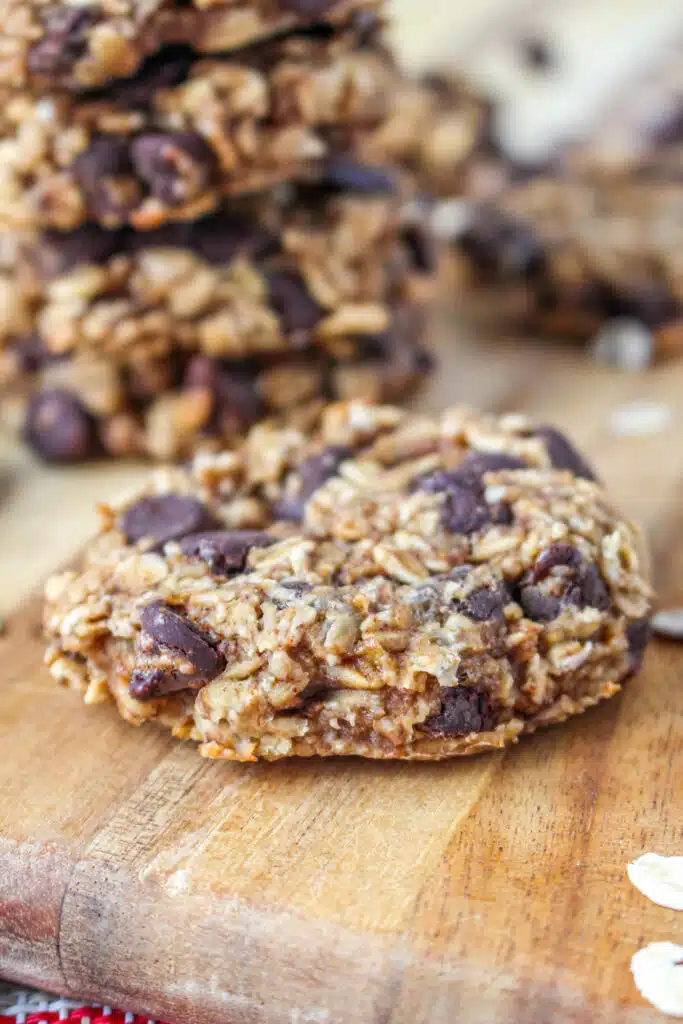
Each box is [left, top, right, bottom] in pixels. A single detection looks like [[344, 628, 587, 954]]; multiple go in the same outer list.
[[1, 312, 683, 1024]]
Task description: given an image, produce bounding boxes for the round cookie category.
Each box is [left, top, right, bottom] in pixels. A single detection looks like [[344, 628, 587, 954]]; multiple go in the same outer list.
[[44, 401, 653, 761]]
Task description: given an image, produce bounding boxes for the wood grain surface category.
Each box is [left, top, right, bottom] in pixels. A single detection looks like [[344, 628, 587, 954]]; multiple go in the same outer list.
[[1, 310, 682, 1023]]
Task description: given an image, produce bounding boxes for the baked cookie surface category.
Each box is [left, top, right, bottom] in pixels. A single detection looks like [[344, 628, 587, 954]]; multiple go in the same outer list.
[[44, 401, 652, 760], [1, 0, 380, 92], [0, 25, 396, 231]]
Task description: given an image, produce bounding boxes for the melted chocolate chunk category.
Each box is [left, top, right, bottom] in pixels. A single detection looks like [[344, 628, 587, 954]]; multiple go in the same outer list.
[[460, 585, 507, 622], [274, 445, 352, 521], [42, 224, 124, 275], [29, 8, 100, 78], [518, 542, 610, 622], [459, 206, 544, 279], [451, 452, 528, 487], [423, 686, 495, 736], [132, 132, 217, 205], [183, 356, 265, 432], [418, 453, 524, 536], [130, 601, 225, 700], [535, 426, 597, 482], [121, 495, 218, 549], [268, 271, 324, 340], [179, 530, 274, 576], [401, 222, 439, 274], [323, 157, 396, 194], [24, 389, 97, 464], [107, 47, 194, 108], [72, 136, 136, 220]]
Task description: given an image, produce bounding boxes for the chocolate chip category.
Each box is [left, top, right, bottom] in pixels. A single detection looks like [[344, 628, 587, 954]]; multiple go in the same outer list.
[[29, 7, 99, 78], [10, 334, 53, 373], [24, 389, 97, 464], [72, 136, 136, 220], [179, 530, 274, 576], [418, 456, 523, 536], [291, 679, 337, 706], [518, 588, 561, 623], [401, 223, 439, 274], [128, 220, 194, 254], [132, 132, 216, 205], [422, 686, 495, 736], [183, 356, 265, 431], [459, 207, 544, 280], [323, 158, 396, 194], [444, 485, 494, 534], [268, 271, 324, 341], [108, 46, 193, 108], [528, 542, 583, 583], [274, 445, 352, 521], [42, 224, 124, 276], [130, 601, 225, 700], [192, 215, 279, 266], [278, 0, 336, 17], [121, 495, 218, 548], [626, 618, 651, 675], [535, 426, 597, 482], [451, 452, 528, 488], [519, 543, 610, 621], [460, 585, 507, 622]]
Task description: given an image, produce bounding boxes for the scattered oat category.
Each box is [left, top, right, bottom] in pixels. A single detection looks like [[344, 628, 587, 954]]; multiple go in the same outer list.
[[590, 319, 654, 372], [628, 853, 683, 910], [631, 942, 683, 1017], [651, 609, 683, 640], [608, 400, 673, 438]]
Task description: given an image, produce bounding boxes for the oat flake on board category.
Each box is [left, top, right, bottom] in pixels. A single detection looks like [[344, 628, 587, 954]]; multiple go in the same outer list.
[[628, 853, 683, 911], [631, 943, 683, 1018]]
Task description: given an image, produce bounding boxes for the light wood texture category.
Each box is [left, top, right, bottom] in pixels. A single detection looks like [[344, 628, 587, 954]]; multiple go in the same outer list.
[[1, 312, 682, 1023]]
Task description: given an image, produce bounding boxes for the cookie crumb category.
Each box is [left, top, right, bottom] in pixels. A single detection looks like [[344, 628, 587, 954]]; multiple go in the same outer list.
[[631, 942, 683, 1017], [651, 609, 683, 640], [628, 853, 683, 910]]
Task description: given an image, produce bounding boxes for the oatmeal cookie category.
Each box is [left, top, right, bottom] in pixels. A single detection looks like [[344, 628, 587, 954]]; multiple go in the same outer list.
[[0, 0, 381, 93], [2, 304, 430, 461], [0, 26, 397, 231], [0, 182, 435, 364], [44, 401, 652, 760], [451, 172, 683, 357]]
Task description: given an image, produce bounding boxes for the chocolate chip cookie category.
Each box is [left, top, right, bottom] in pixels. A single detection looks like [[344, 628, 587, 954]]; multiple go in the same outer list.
[[0, 25, 397, 231], [451, 172, 683, 358], [5, 305, 429, 461], [0, 181, 434, 461], [0, 182, 433, 363], [44, 401, 652, 760], [1, 0, 381, 92]]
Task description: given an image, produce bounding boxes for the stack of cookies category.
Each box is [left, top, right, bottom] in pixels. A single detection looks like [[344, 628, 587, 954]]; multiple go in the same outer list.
[[0, 0, 436, 462]]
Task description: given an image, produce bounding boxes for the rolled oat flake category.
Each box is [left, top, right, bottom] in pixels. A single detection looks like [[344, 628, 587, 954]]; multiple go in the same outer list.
[[631, 942, 683, 1017], [628, 853, 683, 910]]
